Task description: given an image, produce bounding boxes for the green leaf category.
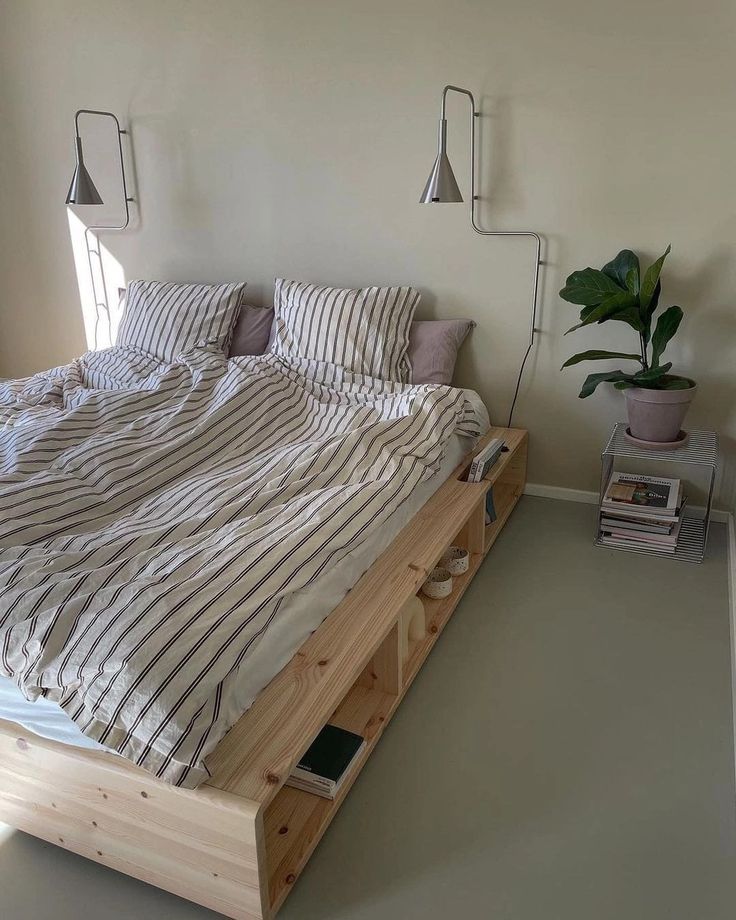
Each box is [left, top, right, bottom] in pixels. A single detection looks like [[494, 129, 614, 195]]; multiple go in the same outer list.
[[578, 370, 635, 398], [648, 279, 661, 314], [602, 250, 640, 294], [640, 245, 671, 317], [625, 267, 640, 295], [579, 303, 600, 321], [559, 267, 624, 307], [650, 305, 683, 367], [656, 376, 694, 390], [614, 380, 636, 389], [561, 349, 643, 369], [632, 362, 672, 384], [565, 291, 639, 333], [608, 306, 646, 333], [640, 280, 661, 344]]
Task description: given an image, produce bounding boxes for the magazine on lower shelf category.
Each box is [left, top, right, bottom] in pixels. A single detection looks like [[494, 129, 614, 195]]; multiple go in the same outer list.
[[600, 515, 683, 552], [599, 534, 678, 554], [602, 472, 681, 516], [599, 471, 686, 553]]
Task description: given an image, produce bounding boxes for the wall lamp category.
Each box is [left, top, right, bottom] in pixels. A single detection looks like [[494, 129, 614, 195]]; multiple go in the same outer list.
[[420, 85, 544, 427], [65, 109, 134, 348]]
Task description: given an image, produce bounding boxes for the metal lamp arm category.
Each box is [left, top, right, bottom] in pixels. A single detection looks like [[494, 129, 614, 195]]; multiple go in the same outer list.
[[73, 109, 133, 232], [440, 85, 544, 426], [71, 109, 135, 350]]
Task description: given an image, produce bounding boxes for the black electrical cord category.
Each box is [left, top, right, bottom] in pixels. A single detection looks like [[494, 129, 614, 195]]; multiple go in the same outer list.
[[506, 338, 535, 429]]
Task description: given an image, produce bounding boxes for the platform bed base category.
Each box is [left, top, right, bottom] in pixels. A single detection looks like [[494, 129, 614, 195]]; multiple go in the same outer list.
[[0, 427, 528, 919]]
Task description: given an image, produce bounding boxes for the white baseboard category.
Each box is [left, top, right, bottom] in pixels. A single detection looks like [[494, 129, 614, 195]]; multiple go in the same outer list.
[[523, 481, 730, 523], [524, 482, 599, 505]]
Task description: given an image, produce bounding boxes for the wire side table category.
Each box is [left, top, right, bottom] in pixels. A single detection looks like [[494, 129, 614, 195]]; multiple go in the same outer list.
[[595, 423, 719, 564]]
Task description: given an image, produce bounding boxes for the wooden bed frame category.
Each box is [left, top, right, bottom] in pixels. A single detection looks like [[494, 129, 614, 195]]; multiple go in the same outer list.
[[0, 425, 528, 919]]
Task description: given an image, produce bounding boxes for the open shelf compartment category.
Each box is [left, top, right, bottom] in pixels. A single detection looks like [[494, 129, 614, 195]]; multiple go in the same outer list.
[[264, 624, 400, 913]]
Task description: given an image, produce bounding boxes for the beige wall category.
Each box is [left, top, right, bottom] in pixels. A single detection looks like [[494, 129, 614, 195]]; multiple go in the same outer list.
[[1, 0, 734, 507]]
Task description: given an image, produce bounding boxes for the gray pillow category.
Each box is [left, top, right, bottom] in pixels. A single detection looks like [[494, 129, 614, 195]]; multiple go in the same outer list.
[[408, 319, 475, 385], [228, 305, 274, 357]]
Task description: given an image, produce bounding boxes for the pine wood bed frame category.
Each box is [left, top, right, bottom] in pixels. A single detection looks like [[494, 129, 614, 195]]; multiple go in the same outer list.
[[0, 426, 527, 919]]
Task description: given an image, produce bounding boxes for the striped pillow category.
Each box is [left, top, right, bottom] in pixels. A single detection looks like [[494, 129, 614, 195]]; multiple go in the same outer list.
[[117, 280, 246, 362], [272, 278, 420, 382]]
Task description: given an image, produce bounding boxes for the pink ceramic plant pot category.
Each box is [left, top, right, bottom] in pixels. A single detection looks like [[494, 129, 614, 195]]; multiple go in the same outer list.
[[624, 382, 696, 443]]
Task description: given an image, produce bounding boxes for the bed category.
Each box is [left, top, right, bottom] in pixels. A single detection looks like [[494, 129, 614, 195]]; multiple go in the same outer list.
[[0, 278, 528, 918], [0, 408, 482, 756]]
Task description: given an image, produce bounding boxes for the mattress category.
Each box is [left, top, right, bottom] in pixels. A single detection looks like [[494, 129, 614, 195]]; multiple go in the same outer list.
[[0, 391, 488, 758]]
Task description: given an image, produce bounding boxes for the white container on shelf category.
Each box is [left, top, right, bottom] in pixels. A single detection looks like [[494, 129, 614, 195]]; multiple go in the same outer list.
[[441, 546, 469, 575], [421, 567, 453, 599]]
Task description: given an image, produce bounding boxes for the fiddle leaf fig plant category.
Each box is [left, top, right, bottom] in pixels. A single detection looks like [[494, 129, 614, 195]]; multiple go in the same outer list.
[[559, 245, 693, 397]]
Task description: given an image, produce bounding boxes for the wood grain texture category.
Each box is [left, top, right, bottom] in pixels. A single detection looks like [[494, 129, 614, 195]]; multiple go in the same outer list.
[[0, 720, 267, 919], [264, 684, 395, 911], [458, 500, 487, 556], [357, 623, 401, 695]]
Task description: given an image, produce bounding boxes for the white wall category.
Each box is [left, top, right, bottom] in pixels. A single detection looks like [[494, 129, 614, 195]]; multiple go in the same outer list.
[[1, 0, 734, 506]]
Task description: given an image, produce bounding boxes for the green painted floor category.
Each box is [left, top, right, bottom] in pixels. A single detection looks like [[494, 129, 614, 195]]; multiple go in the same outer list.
[[1, 497, 734, 920]]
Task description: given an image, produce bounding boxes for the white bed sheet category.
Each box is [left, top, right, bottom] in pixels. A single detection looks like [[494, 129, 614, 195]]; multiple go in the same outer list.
[[0, 390, 489, 755]]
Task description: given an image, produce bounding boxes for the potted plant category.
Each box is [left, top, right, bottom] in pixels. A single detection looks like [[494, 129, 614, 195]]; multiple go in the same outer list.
[[560, 245, 696, 445]]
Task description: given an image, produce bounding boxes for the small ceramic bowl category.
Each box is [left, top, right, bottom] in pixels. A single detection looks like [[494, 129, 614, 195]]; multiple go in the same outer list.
[[441, 545, 469, 575], [421, 566, 453, 599]]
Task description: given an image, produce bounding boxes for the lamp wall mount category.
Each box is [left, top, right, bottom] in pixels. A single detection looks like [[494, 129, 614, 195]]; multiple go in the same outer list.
[[65, 108, 136, 350], [420, 85, 545, 427], [66, 109, 135, 221]]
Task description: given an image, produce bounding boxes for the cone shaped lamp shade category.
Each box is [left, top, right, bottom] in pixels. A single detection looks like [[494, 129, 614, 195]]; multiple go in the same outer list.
[[419, 151, 463, 203], [419, 118, 463, 203], [65, 136, 103, 205]]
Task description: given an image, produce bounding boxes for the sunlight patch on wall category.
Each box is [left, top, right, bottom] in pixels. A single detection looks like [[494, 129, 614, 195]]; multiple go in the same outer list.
[[67, 208, 126, 350], [0, 822, 15, 845]]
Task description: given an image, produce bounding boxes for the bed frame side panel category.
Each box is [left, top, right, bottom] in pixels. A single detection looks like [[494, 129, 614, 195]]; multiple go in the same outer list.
[[0, 720, 269, 920]]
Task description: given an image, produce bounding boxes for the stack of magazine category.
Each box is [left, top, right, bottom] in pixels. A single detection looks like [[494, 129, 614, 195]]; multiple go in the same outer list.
[[599, 472, 685, 554], [468, 438, 505, 482]]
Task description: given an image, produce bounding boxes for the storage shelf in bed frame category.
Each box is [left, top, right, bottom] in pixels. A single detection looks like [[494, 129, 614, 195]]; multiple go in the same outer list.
[[0, 426, 528, 920]]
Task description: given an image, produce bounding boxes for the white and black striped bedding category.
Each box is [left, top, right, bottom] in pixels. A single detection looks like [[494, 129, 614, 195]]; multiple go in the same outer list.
[[272, 278, 418, 382], [117, 280, 246, 362], [0, 345, 481, 787]]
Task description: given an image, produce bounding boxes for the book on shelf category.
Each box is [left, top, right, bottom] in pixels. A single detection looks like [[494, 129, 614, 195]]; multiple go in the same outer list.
[[602, 473, 681, 516], [468, 438, 505, 483], [601, 520, 681, 552], [485, 487, 497, 525], [600, 498, 687, 533], [599, 515, 672, 534], [285, 724, 366, 799], [598, 534, 677, 554]]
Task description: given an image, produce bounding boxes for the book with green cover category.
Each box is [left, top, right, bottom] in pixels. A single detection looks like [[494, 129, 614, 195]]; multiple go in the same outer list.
[[286, 724, 366, 799]]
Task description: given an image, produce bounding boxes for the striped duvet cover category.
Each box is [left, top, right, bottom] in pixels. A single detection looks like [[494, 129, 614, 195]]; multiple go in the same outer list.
[[0, 345, 480, 787]]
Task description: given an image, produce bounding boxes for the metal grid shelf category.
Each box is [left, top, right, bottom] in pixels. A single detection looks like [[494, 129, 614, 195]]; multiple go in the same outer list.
[[602, 423, 719, 466], [596, 423, 719, 565]]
